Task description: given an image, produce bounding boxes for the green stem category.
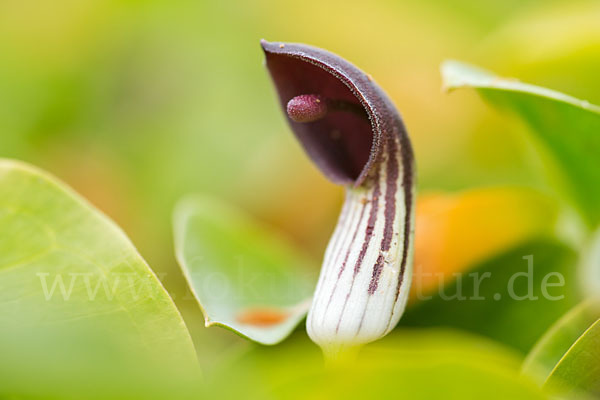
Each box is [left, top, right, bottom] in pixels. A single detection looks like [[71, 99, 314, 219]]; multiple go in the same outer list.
[[322, 344, 362, 368]]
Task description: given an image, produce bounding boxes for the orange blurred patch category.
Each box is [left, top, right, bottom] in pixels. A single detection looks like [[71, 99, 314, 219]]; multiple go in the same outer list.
[[236, 307, 290, 327], [411, 187, 558, 301]]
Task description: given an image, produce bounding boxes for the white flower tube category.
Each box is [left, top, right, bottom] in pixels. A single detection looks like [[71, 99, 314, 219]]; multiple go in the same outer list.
[[308, 136, 414, 350]]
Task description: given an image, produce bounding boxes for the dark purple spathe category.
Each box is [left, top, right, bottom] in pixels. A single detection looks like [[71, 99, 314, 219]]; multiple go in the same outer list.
[[260, 39, 414, 188]]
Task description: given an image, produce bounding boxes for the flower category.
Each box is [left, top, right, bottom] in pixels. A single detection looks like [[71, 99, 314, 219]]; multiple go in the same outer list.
[[262, 40, 415, 353]]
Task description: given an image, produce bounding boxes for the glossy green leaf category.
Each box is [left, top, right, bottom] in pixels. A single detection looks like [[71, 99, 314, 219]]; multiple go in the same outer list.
[[173, 195, 316, 345], [402, 240, 580, 353], [522, 300, 600, 391], [0, 159, 199, 398], [442, 61, 600, 226], [521, 218, 600, 396], [209, 329, 548, 400], [546, 318, 600, 396]]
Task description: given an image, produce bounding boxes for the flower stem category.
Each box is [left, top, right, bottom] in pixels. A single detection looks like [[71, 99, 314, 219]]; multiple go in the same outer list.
[[322, 343, 362, 368]]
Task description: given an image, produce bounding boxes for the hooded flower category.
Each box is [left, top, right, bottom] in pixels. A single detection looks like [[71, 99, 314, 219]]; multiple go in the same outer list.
[[262, 40, 415, 353]]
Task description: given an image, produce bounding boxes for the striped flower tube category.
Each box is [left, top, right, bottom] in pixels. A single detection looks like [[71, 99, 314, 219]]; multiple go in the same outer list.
[[262, 40, 415, 353]]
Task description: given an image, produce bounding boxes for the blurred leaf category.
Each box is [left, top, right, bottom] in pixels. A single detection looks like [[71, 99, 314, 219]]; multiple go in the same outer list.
[[0, 159, 199, 398], [442, 61, 600, 226], [544, 316, 600, 396], [0, 316, 203, 400], [522, 300, 600, 393], [481, 1, 600, 105], [402, 239, 580, 353], [173, 195, 316, 345], [580, 228, 600, 298], [413, 187, 559, 297], [210, 329, 548, 399]]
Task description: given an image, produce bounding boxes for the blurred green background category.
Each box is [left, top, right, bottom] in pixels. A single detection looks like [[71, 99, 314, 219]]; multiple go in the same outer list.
[[1, 0, 599, 368]]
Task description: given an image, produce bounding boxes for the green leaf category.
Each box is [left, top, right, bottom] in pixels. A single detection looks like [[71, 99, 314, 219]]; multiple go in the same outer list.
[[442, 61, 600, 226], [580, 228, 600, 298], [521, 222, 600, 396], [401, 239, 581, 353], [0, 159, 199, 398], [173, 195, 316, 345], [209, 329, 548, 400], [522, 300, 600, 392], [546, 318, 600, 396]]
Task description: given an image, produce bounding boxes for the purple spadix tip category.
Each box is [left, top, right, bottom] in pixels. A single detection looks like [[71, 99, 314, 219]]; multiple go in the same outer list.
[[286, 94, 328, 123]]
